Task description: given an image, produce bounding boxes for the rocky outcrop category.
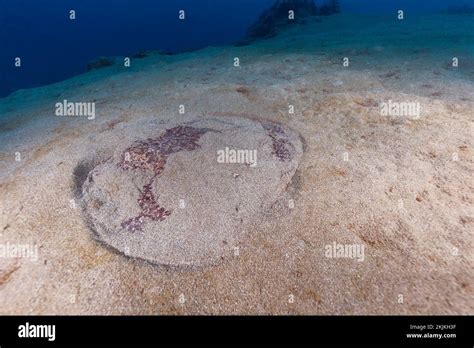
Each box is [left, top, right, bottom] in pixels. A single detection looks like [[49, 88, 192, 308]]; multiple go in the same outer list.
[[238, 0, 340, 45], [86, 57, 115, 71]]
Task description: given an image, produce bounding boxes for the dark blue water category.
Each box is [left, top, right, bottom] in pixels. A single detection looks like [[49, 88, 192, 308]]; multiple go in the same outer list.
[[1, 0, 473, 98]]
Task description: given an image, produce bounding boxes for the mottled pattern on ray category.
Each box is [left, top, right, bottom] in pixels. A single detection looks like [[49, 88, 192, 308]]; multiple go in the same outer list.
[[118, 126, 215, 232], [263, 122, 295, 162]]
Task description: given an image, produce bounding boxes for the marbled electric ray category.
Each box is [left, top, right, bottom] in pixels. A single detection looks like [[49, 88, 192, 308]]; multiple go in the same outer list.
[[79, 116, 304, 267]]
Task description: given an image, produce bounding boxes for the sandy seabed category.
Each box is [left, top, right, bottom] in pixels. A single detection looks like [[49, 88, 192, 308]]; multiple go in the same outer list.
[[0, 14, 473, 314]]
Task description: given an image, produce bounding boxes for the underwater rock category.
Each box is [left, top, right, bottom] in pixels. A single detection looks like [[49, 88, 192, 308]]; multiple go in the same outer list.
[[132, 50, 150, 59], [132, 49, 174, 59], [78, 116, 303, 267], [238, 0, 317, 45], [86, 57, 115, 71], [238, 0, 340, 45], [318, 0, 340, 16], [443, 4, 474, 14]]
